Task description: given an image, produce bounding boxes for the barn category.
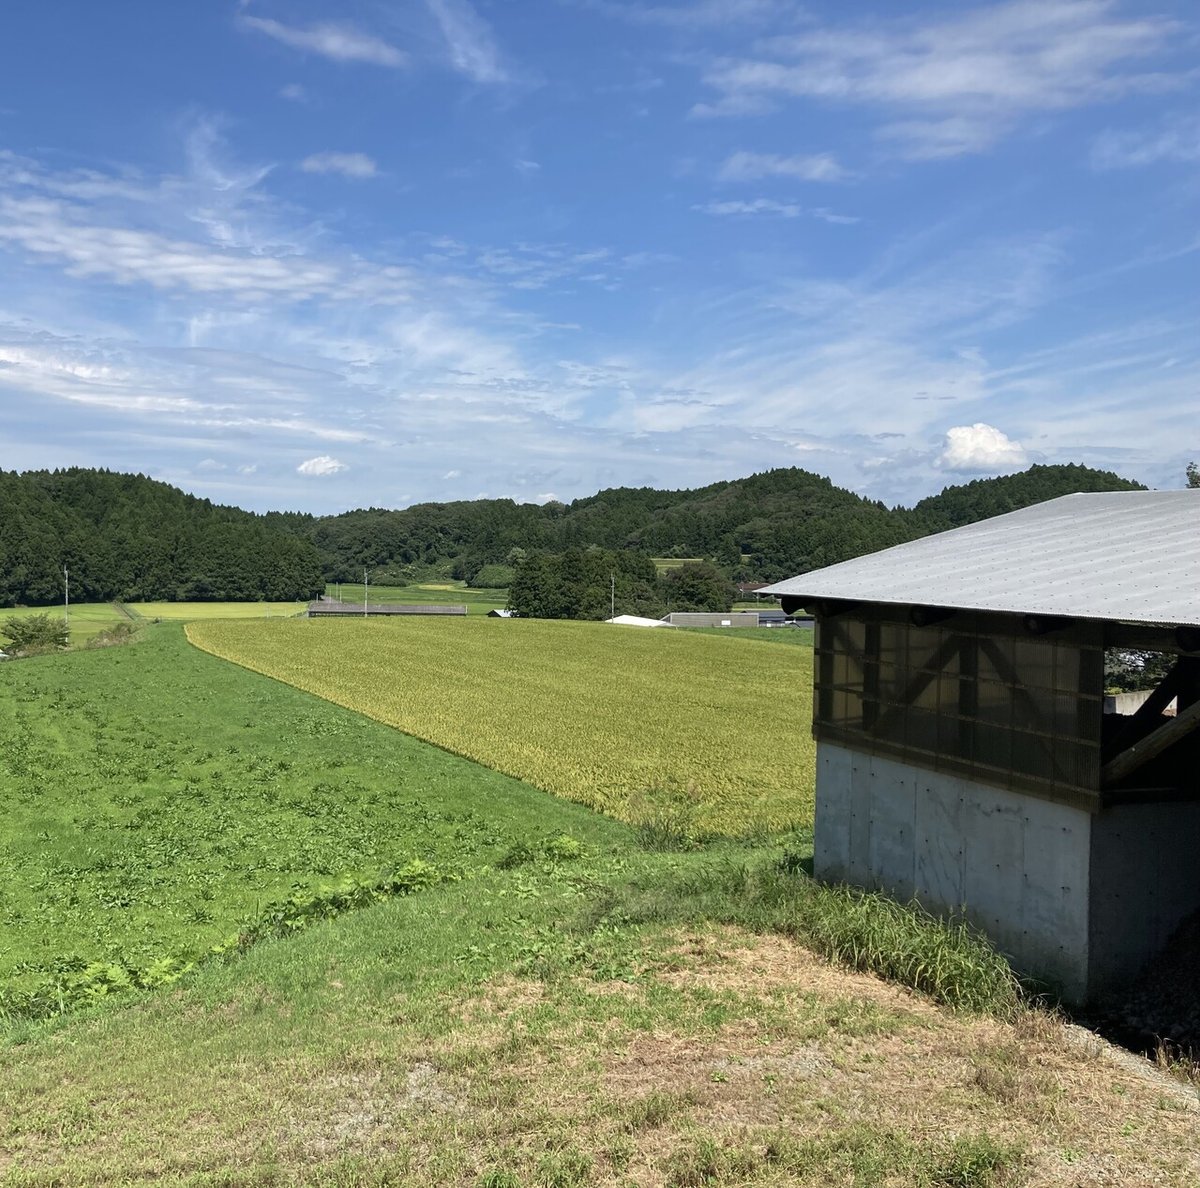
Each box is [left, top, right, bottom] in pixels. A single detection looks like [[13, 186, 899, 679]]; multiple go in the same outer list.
[[761, 490, 1200, 1003]]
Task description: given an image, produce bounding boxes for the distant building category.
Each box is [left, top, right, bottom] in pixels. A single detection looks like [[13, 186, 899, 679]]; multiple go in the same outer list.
[[488, 609, 517, 618], [763, 490, 1200, 1003], [307, 601, 466, 617], [663, 612, 760, 628]]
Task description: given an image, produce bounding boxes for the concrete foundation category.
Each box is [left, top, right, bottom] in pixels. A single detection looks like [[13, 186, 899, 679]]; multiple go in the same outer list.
[[813, 743, 1200, 1003], [1088, 803, 1200, 998]]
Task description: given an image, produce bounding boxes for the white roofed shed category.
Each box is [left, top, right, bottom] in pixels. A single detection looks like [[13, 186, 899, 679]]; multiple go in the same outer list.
[[763, 490, 1200, 629], [763, 490, 1200, 1004]]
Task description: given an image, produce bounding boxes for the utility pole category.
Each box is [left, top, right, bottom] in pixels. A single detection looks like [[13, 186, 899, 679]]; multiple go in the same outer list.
[[63, 564, 70, 631], [610, 571, 615, 620], [363, 568, 369, 617]]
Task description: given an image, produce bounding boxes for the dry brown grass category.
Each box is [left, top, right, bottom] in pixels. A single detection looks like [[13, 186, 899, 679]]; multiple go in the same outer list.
[[4, 926, 1198, 1186]]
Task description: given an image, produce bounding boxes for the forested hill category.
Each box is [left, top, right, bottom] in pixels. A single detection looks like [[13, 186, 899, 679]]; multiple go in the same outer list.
[[0, 463, 1147, 606], [0, 469, 324, 605], [909, 464, 1146, 532], [305, 463, 1145, 585], [306, 468, 915, 585]]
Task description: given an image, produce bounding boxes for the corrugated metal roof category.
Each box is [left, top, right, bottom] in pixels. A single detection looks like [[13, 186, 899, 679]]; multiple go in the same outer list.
[[761, 490, 1200, 627]]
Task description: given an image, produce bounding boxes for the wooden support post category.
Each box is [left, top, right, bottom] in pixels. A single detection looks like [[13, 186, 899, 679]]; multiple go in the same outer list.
[[1102, 696, 1200, 787]]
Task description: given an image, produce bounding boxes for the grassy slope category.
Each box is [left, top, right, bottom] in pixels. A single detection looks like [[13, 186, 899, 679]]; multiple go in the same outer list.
[[187, 617, 816, 833], [0, 627, 626, 996], [3, 861, 1197, 1185], [2, 629, 1197, 1184]]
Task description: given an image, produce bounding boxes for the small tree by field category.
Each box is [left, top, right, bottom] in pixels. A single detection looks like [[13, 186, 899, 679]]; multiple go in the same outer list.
[[1, 613, 69, 655]]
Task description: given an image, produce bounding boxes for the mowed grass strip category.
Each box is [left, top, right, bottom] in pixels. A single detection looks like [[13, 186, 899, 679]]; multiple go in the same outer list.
[[186, 617, 815, 833]]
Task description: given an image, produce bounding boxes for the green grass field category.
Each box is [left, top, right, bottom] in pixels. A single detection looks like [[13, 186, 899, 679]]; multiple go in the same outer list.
[[187, 617, 816, 834], [0, 600, 306, 649], [0, 626, 626, 1010], [327, 581, 508, 614], [128, 600, 305, 621], [0, 603, 123, 647], [681, 626, 813, 646]]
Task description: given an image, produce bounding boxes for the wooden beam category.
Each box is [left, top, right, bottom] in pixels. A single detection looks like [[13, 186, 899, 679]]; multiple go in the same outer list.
[[1102, 696, 1200, 787], [1104, 660, 1187, 759]]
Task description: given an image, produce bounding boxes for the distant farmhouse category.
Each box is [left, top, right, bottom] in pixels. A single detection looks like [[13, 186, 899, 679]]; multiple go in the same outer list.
[[763, 490, 1200, 1003]]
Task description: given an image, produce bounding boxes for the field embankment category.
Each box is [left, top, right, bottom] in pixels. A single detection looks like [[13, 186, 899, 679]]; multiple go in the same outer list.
[[186, 617, 815, 834]]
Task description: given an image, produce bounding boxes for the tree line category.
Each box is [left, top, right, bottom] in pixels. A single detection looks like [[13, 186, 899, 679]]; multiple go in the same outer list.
[[0, 469, 324, 606], [0, 462, 1149, 610]]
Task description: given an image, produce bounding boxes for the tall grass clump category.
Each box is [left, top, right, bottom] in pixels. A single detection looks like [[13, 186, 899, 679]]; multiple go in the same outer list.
[[746, 861, 1024, 1016], [585, 856, 1024, 1016]]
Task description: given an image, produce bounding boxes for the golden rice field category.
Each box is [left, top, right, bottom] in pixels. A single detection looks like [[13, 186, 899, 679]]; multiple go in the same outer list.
[[186, 617, 816, 833]]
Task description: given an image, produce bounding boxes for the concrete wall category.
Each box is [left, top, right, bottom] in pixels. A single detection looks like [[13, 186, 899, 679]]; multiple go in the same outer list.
[[1088, 802, 1200, 997], [664, 612, 759, 627], [814, 742, 1093, 1001]]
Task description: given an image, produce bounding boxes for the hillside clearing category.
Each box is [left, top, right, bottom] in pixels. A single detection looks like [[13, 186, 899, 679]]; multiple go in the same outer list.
[[186, 617, 816, 834]]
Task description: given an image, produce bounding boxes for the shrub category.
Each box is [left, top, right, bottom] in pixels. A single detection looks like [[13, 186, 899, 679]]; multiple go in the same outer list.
[[1, 612, 69, 654], [86, 622, 139, 649]]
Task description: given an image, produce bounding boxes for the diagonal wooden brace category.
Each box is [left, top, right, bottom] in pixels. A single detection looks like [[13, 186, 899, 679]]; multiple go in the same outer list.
[[1102, 695, 1200, 787]]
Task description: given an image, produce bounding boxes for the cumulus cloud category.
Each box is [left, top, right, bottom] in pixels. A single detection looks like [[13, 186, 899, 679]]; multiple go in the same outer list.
[[297, 455, 348, 476], [300, 152, 378, 179], [938, 423, 1028, 472], [718, 151, 848, 182], [240, 16, 406, 67]]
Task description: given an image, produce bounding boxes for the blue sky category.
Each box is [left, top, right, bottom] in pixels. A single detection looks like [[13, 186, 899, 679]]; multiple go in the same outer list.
[[0, 0, 1196, 513]]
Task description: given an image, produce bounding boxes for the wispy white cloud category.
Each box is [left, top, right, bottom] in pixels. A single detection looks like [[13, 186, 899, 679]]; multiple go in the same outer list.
[[297, 455, 347, 476], [694, 198, 859, 223], [938, 423, 1028, 472], [587, 0, 797, 31], [300, 151, 378, 179], [425, 0, 509, 84], [239, 16, 407, 68], [0, 195, 346, 298], [1091, 114, 1200, 169], [718, 150, 848, 182], [694, 1, 1184, 157], [279, 83, 307, 103]]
